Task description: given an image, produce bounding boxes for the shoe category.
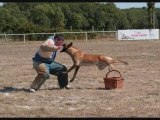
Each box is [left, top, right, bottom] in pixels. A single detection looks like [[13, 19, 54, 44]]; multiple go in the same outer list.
[[60, 85, 72, 90], [29, 88, 36, 93], [65, 85, 71, 89]]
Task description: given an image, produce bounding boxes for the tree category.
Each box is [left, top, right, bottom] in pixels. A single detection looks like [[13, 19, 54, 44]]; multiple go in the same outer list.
[[116, 10, 131, 29], [1, 2, 160, 34], [125, 8, 148, 29], [79, 3, 97, 30], [103, 3, 120, 30], [94, 7, 106, 30], [147, 2, 156, 29], [49, 5, 65, 31], [1, 3, 29, 33], [29, 6, 51, 28], [0, 7, 13, 33], [155, 8, 160, 28]]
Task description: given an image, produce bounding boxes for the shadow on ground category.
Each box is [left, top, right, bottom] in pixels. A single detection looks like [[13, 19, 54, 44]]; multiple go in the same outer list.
[[0, 86, 107, 93], [0, 86, 30, 93]]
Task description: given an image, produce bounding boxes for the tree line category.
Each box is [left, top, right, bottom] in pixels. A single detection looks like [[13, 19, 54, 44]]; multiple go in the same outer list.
[[0, 2, 160, 38]]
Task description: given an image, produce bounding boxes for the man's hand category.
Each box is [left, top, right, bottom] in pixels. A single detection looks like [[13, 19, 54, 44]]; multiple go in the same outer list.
[[57, 46, 63, 50]]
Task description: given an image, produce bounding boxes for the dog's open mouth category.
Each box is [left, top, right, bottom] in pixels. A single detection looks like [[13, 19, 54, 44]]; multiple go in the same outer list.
[[60, 43, 67, 52], [60, 47, 65, 52], [60, 46, 65, 52], [60, 48, 66, 52]]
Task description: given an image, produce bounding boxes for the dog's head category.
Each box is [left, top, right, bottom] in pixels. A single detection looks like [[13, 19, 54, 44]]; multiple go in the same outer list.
[[60, 42, 73, 52]]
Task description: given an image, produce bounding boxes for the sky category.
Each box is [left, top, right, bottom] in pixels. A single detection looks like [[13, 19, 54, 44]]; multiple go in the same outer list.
[[115, 2, 160, 9]]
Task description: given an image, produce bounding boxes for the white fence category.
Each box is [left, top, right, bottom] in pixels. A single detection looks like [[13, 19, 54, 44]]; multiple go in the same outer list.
[[1, 29, 159, 43], [0, 31, 117, 43]]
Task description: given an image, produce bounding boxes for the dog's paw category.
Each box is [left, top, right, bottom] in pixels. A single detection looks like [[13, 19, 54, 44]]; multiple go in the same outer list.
[[70, 80, 73, 82], [70, 78, 74, 82]]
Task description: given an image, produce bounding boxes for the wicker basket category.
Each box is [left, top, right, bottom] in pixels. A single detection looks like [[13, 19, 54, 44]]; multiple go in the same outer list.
[[103, 70, 124, 90]]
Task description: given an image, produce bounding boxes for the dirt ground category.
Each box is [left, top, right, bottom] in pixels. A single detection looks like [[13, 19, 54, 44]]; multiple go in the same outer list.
[[0, 39, 160, 118]]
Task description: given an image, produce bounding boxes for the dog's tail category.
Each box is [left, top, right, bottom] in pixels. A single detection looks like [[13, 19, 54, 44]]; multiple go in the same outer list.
[[105, 56, 128, 65], [112, 59, 128, 65]]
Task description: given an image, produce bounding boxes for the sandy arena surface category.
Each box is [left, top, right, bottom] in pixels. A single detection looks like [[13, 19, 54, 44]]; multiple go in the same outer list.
[[0, 39, 160, 118]]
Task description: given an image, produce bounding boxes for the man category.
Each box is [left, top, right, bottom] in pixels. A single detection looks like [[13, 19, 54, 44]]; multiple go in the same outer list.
[[29, 35, 71, 92]]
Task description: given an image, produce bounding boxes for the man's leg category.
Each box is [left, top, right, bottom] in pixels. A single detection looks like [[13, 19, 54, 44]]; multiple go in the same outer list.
[[30, 61, 49, 92], [49, 62, 70, 89]]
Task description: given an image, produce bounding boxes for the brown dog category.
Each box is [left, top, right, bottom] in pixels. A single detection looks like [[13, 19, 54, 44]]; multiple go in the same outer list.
[[60, 42, 128, 82]]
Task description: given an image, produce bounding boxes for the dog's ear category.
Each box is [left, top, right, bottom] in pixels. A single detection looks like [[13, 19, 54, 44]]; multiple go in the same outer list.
[[68, 42, 73, 47]]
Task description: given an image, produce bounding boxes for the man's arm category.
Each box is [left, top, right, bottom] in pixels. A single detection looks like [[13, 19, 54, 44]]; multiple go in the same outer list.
[[40, 43, 60, 52]]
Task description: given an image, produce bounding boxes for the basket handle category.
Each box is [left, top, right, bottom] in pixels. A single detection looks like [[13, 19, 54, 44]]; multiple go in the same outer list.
[[106, 70, 122, 78]]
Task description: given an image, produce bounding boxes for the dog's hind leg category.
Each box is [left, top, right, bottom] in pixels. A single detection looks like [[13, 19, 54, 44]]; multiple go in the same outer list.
[[108, 64, 116, 71], [70, 66, 80, 82], [67, 64, 77, 73]]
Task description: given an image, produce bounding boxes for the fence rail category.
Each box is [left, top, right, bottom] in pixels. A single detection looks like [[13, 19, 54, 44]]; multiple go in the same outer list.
[[0, 31, 117, 43]]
